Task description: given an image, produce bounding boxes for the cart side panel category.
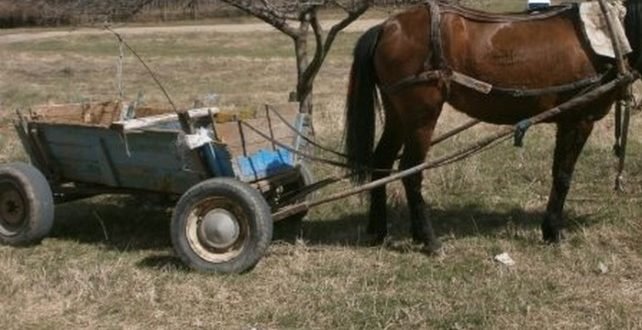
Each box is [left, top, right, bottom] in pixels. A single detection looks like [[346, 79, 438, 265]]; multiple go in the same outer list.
[[214, 103, 301, 181], [215, 103, 299, 157], [34, 124, 209, 194]]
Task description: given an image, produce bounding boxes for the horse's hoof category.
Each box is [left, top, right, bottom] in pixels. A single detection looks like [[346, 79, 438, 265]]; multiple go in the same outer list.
[[366, 233, 387, 246], [418, 241, 443, 256], [542, 224, 564, 244], [413, 235, 442, 254], [425, 239, 443, 254]]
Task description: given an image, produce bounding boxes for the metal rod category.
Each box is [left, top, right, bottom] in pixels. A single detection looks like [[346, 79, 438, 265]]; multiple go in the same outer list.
[[265, 105, 277, 150]]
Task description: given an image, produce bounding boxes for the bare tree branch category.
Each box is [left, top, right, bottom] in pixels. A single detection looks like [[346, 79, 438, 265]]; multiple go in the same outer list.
[[305, 10, 325, 83], [301, 0, 371, 93], [214, 0, 373, 114], [326, 0, 371, 50], [219, 0, 299, 37]]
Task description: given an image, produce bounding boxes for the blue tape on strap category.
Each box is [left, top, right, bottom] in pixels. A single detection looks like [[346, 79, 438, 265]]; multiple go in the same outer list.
[[514, 119, 532, 147]]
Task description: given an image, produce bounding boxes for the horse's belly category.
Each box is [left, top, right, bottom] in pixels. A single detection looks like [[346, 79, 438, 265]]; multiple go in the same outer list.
[[447, 85, 613, 125], [448, 94, 546, 125]]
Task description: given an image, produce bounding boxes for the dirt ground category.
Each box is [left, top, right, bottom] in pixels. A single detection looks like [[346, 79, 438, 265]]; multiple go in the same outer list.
[[0, 19, 382, 45]]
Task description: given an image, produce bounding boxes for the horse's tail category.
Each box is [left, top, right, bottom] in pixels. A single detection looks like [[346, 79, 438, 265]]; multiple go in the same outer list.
[[345, 24, 383, 183]]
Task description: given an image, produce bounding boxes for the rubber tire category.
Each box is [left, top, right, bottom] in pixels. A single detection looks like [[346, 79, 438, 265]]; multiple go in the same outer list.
[[283, 163, 315, 222], [171, 178, 273, 274], [0, 162, 54, 246], [274, 164, 315, 242]]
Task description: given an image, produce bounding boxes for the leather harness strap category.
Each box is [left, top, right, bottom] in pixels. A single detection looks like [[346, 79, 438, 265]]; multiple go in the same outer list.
[[439, 2, 575, 23], [382, 1, 613, 98], [426, 0, 445, 71]]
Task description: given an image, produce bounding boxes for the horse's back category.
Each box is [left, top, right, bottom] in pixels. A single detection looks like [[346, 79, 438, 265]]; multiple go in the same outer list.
[[442, 8, 598, 89]]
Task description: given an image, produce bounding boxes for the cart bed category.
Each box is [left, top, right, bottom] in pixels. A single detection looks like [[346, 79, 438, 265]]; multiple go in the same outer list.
[[15, 101, 306, 196]]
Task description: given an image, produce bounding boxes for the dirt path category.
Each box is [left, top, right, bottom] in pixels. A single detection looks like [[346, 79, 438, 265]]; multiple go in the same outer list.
[[0, 19, 382, 44]]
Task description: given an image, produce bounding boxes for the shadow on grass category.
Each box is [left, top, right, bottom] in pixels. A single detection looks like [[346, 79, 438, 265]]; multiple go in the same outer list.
[[49, 196, 600, 258], [49, 194, 336, 250], [136, 255, 190, 271], [50, 195, 174, 251], [300, 202, 598, 248]]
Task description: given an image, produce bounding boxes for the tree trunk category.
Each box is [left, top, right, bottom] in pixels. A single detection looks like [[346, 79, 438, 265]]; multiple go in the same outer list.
[[216, 0, 371, 116], [161, 0, 167, 21], [294, 18, 313, 115]]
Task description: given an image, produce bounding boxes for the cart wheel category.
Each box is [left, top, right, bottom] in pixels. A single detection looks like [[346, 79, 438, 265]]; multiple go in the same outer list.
[[0, 162, 54, 246], [283, 163, 315, 222], [171, 178, 273, 273], [274, 164, 315, 242]]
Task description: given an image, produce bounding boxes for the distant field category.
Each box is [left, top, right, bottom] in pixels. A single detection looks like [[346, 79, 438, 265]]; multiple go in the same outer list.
[[1, 3, 642, 329]]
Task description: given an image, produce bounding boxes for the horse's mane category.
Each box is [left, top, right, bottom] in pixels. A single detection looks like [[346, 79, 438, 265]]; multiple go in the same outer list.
[[625, 0, 642, 70]]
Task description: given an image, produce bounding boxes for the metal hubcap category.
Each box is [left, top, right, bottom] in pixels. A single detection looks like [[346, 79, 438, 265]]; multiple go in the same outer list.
[[0, 190, 25, 226], [197, 208, 240, 250]]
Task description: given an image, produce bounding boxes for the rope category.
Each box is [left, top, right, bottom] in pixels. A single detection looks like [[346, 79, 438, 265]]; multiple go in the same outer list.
[[239, 120, 354, 169], [241, 116, 485, 175], [117, 39, 124, 101], [104, 26, 192, 133], [266, 105, 348, 159], [267, 102, 481, 162]]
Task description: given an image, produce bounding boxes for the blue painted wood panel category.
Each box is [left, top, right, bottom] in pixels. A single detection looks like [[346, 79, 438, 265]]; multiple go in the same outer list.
[[34, 124, 210, 194]]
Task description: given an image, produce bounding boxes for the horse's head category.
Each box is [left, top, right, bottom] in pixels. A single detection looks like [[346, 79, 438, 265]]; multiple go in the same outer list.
[[624, 0, 642, 71]]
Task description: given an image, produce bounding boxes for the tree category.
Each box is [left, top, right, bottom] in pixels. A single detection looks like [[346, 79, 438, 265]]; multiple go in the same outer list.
[[218, 0, 372, 115]]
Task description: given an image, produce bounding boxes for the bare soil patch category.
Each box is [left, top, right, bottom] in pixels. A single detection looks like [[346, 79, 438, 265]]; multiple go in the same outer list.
[[0, 19, 381, 45]]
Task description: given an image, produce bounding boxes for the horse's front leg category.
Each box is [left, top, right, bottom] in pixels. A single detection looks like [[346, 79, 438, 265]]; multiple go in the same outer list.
[[543, 119, 594, 243]]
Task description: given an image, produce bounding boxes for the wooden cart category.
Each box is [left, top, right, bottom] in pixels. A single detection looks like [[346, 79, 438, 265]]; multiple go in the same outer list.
[[0, 101, 313, 273]]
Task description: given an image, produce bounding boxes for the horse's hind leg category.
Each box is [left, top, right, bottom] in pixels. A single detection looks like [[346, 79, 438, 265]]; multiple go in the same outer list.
[[368, 100, 403, 244], [543, 119, 594, 242], [400, 107, 442, 252]]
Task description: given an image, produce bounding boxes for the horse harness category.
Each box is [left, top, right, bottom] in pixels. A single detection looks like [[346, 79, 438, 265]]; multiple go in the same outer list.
[[379, 0, 637, 191], [381, 0, 618, 98]]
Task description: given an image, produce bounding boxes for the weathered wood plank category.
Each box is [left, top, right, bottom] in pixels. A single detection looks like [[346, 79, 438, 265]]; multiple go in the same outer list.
[[35, 122, 209, 193], [29, 101, 122, 126], [97, 137, 121, 187], [113, 107, 219, 131]]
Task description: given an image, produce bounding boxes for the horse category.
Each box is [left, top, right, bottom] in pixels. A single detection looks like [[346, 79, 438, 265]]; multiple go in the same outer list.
[[344, 0, 642, 252]]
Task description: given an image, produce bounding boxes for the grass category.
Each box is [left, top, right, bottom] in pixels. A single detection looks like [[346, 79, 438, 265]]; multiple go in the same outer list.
[[1, 5, 642, 329]]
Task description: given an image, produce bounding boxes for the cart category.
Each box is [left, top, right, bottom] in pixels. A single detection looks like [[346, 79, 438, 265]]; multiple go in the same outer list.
[[0, 100, 313, 273]]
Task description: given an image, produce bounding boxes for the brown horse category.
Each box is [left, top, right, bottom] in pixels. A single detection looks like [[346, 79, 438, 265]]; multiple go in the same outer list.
[[344, 0, 642, 251]]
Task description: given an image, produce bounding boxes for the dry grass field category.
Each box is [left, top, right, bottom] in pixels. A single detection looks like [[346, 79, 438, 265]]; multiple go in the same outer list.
[[1, 3, 642, 329]]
